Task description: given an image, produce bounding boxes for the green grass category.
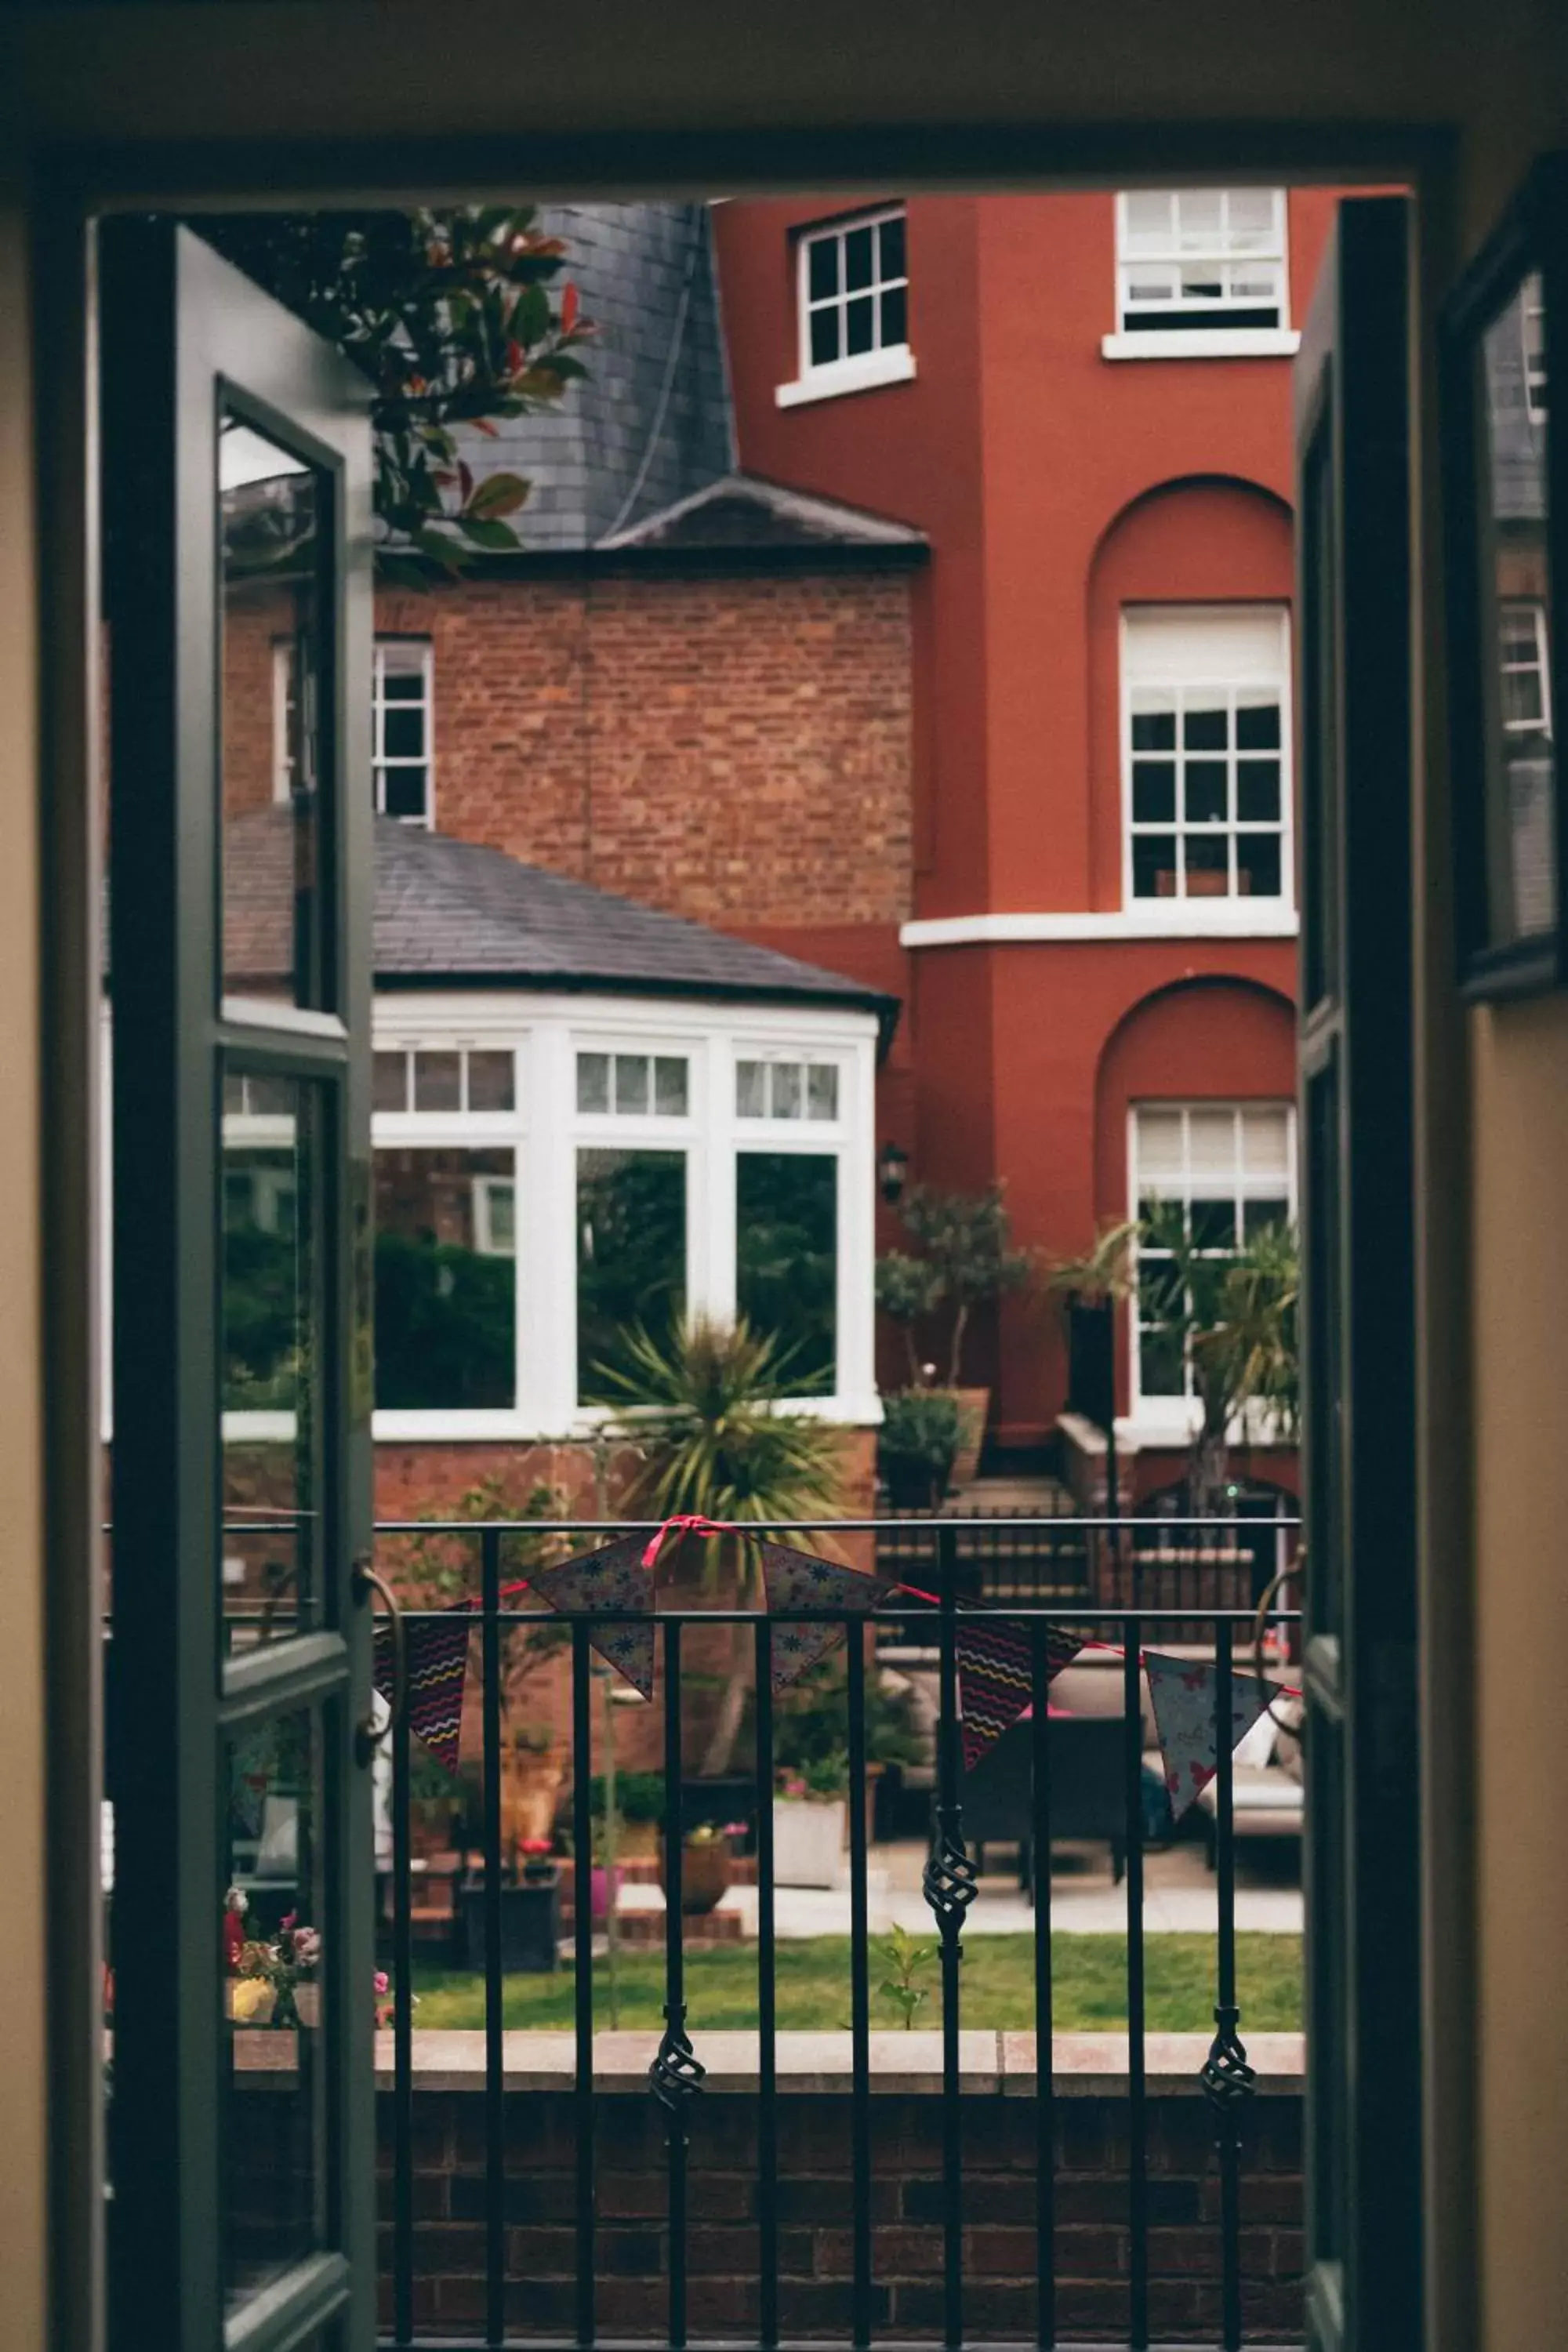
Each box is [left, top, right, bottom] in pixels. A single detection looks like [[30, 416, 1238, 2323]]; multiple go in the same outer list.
[[411, 1933, 1301, 2034]]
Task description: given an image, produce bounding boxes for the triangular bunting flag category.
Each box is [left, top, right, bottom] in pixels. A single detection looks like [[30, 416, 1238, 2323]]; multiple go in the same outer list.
[[1145, 1651, 1276, 1821], [956, 1617, 1086, 1769], [758, 1541, 881, 1690], [375, 1607, 472, 1776], [530, 1534, 655, 1699]]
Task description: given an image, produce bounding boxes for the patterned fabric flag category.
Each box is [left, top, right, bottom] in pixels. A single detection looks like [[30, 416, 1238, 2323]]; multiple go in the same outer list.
[[374, 1607, 472, 1776], [956, 1617, 1085, 1769], [758, 1541, 881, 1690], [1145, 1650, 1276, 1820], [530, 1534, 655, 1699]]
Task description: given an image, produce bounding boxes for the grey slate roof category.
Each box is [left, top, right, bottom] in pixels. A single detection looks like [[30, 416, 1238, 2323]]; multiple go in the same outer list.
[[459, 202, 735, 551], [223, 810, 898, 1032], [597, 472, 926, 555]]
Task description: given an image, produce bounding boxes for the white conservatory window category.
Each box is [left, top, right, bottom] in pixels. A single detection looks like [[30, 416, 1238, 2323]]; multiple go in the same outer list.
[[1130, 1102, 1296, 1419], [1123, 605, 1293, 915], [368, 1001, 880, 1436]]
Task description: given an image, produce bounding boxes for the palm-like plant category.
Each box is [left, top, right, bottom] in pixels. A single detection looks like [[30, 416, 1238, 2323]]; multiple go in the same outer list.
[[594, 1314, 844, 1773], [1139, 1206, 1300, 1512]]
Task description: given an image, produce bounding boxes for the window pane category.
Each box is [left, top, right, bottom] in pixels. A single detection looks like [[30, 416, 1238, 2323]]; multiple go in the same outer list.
[[880, 285, 908, 348], [770, 1063, 804, 1120], [1139, 1326, 1185, 1397], [807, 1063, 839, 1120], [1188, 1110, 1237, 1173], [1134, 1110, 1185, 1176], [654, 1056, 689, 1117], [1131, 695, 1177, 753], [382, 708, 424, 760], [738, 1152, 837, 1390], [382, 766, 428, 822], [879, 214, 906, 280], [1132, 833, 1178, 897], [615, 1054, 649, 1116], [221, 1072, 320, 1642], [844, 295, 875, 356], [1236, 833, 1283, 897], [412, 1051, 461, 1112], [1132, 760, 1176, 822], [1243, 1196, 1290, 1240], [736, 1059, 767, 1119], [576, 1149, 686, 1403], [466, 1051, 515, 1112], [576, 1052, 610, 1114], [844, 225, 875, 291], [379, 670, 423, 701], [1240, 1107, 1291, 1174], [1236, 695, 1281, 750], [808, 235, 839, 301], [373, 1148, 516, 1408], [1184, 759, 1228, 822], [222, 1710, 328, 2310], [1236, 759, 1281, 820], [1189, 1199, 1237, 1250], [220, 418, 328, 1010], [372, 1051, 408, 1114], [1183, 702, 1229, 750], [1185, 834, 1229, 889], [809, 307, 840, 368]]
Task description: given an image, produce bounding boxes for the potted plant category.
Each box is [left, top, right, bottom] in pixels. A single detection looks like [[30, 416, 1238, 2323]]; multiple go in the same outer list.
[[773, 1753, 851, 1888], [876, 1183, 1035, 1486], [588, 1769, 666, 1862], [877, 1386, 967, 1508], [659, 1820, 739, 1915]]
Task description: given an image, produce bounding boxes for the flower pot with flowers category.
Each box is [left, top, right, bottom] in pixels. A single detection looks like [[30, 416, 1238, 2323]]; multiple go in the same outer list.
[[773, 1755, 851, 1889], [659, 1820, 742, 1915], [223, 1887, 321, 2028]]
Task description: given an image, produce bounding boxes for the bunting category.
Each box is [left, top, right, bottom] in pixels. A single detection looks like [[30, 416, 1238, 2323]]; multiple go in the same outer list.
[[374, 1607, 471, 1776], [1145, 1650, 1276, 1820], [956, 1617, 1086, 1769], [758, 1541, 882, 1690], [530, 1534, 655, 1699]]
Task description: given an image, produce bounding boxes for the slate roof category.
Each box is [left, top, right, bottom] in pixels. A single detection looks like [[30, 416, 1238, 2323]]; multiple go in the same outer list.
[[222, 810, 899, 1034], [596, 472, 927, 556]]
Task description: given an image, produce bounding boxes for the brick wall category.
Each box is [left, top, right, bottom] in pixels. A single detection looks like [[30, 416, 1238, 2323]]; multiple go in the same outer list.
[[375, 2083, 1304, 2340], [375, 569, 913, 930]]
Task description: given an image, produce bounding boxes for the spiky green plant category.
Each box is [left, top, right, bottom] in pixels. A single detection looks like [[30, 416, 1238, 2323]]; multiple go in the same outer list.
[[596, 1314, 844, 1772]]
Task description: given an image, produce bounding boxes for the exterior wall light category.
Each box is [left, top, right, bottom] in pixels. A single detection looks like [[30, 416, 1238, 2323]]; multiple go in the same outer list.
[[878, 1140, 910, 1203]]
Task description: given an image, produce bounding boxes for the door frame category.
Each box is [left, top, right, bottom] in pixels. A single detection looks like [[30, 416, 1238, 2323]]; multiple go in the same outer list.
[[31, 121, 1464, 2352]]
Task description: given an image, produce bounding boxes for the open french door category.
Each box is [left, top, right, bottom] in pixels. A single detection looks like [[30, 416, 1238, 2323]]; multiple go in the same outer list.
[[101, 223, 376, 2352], [1294, 198, 1424, 2350]]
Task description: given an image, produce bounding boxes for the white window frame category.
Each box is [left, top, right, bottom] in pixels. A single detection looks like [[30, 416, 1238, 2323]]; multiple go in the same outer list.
[[1120, 604, 1294, 927], [776, 205, 916, 409], [1127, 1101, 1298, 1435], [374, 994, 880, 1440], [1500, 599, 1553, 739], [1102, 189, 1299, 361], [372, 637, 435, 827], [1523, 274, 1547, 426]]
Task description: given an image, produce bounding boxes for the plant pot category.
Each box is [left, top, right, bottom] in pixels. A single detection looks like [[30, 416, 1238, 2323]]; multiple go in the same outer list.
[[659, 1841, 732, 1915], [881, 1453, 953, 1510], [950, 1388, 990, 1487], [460, 1880, 561, 1973], [613, 1818, 659, 1861], [773, 1796, 848, 1889]]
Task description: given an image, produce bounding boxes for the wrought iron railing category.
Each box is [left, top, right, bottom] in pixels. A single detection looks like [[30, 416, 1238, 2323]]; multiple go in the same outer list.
[[365, 1515, 1302, 2352]]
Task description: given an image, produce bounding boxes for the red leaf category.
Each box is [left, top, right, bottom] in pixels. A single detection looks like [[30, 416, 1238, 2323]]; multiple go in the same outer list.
[[561, 282, 579, 334], [506, 339, 524, 375], [457, 459, 473, 501]]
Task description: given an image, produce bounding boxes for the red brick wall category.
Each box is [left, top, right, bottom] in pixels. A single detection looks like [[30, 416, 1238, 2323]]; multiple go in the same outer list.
[[374, 570, 913, 930], [375, 2085, 1304, 2339]]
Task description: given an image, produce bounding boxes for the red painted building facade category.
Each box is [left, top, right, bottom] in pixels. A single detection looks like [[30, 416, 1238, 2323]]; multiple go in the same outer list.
[[711, 190, 1334, 1492]]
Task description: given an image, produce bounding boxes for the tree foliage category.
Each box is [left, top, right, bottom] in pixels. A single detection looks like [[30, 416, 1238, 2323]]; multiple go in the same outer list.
[[196, 205, 593, 582], [1138, 1205, 1300, 1512], [877, 1182, 1034, 1387]]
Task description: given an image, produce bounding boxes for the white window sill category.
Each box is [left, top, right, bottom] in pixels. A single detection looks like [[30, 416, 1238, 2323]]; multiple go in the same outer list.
[[370, 1393, 886, 1444], [1101, 328, 1301, 362], [775, 348, 916, 408], [1116, 1408, 1295, 1447], [900, 906, 1298, 949]]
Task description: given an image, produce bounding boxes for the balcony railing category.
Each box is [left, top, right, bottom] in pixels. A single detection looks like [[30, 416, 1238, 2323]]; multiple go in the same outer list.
[[365, 1515, 1303, 2351]]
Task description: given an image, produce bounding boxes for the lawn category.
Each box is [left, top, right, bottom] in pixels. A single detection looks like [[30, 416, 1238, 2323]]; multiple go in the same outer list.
[[410, 1933, 1301, 2034]]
